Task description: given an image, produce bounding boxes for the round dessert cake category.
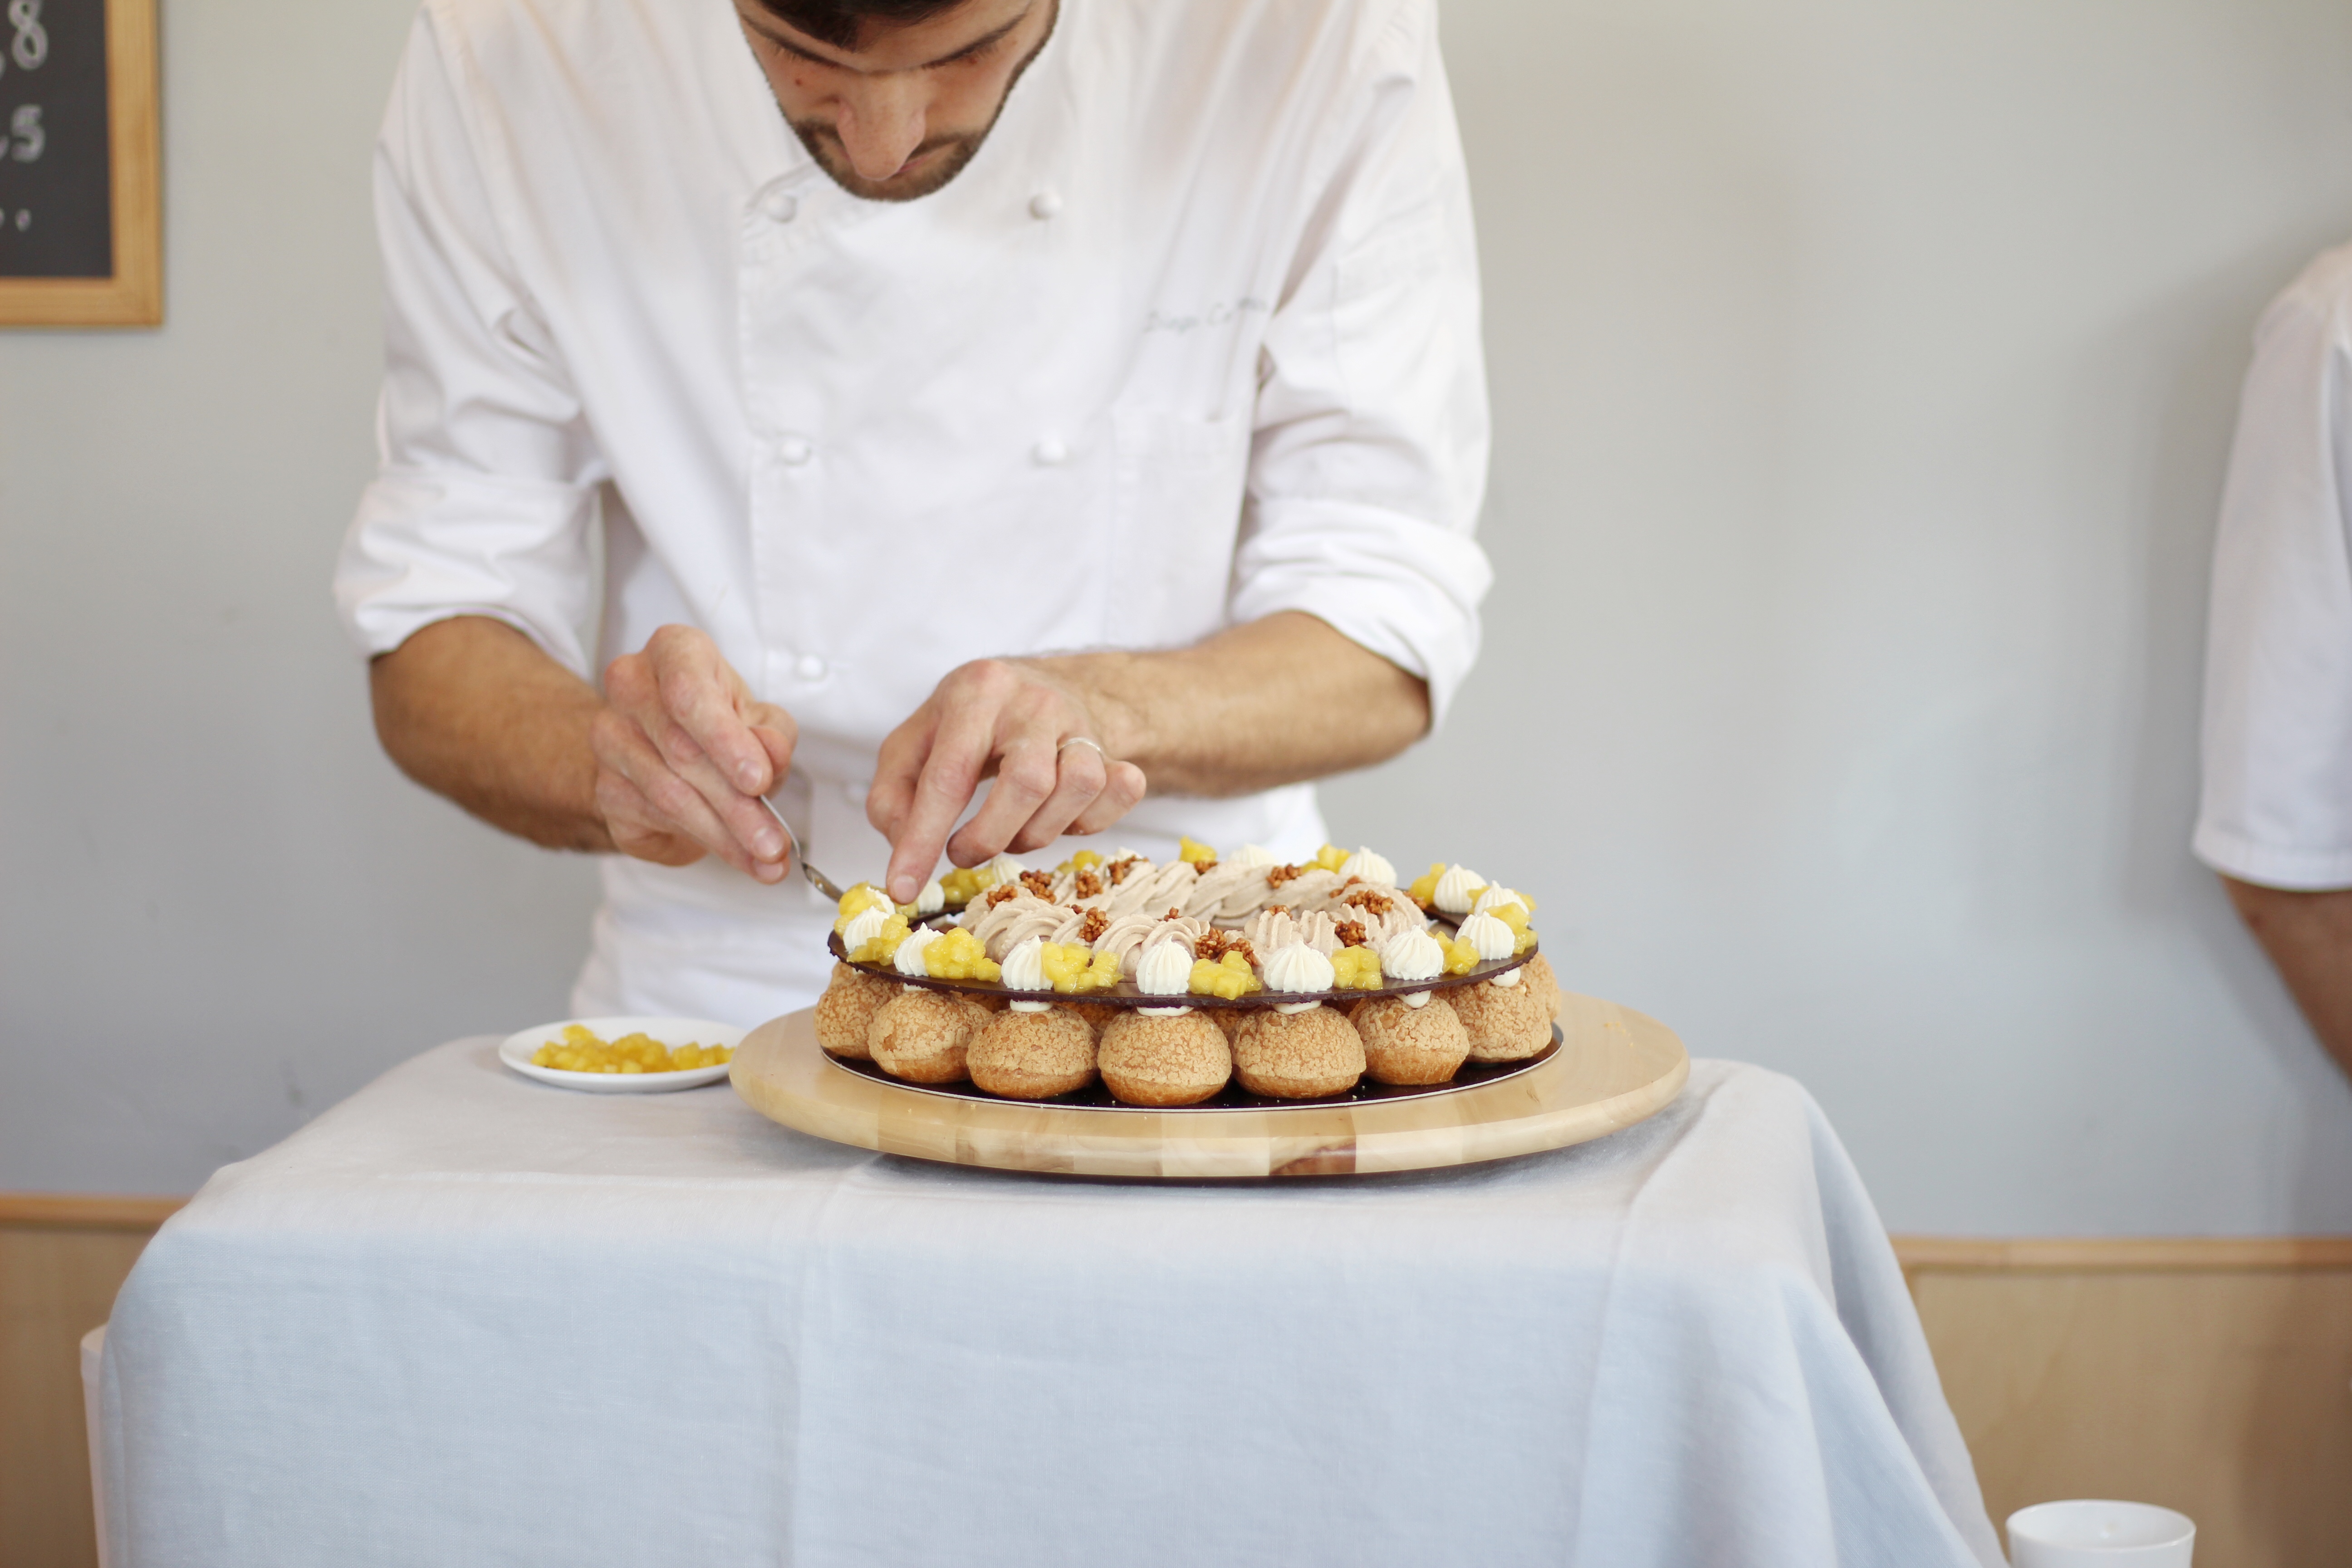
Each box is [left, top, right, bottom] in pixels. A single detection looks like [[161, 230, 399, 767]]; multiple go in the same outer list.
[[815, 838, 1561, 1108]]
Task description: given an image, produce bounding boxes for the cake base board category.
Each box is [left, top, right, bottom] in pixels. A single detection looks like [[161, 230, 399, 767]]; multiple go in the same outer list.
[[728, 991, 1689, 1179]]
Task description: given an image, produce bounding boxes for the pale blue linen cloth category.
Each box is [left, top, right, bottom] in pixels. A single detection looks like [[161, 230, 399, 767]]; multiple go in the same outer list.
[[96, 1044, 2001, 1567]]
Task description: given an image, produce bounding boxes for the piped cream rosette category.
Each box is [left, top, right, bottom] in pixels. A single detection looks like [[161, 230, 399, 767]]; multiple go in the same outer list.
[[1000, 935, 1054, 1013], [841, 906, 889, 952], [894, 926, 942, 988], [1260, 941, 1336, 1013], [1379, 928, 1447, 1008], [1132, 938, 1196, 1016], [1432, 865, 1486, 916], [1456, 913, 1521, 986]]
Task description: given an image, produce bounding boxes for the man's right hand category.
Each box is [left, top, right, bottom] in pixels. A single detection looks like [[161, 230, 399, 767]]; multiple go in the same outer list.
[[591, 625, 799, 881]]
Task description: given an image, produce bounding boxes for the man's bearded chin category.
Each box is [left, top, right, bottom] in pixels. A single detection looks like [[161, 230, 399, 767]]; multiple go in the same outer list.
[[789, 119, 988, 203]]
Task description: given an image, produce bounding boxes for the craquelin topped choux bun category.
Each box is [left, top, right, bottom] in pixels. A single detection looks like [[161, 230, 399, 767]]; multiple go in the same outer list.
[[867, 989, 993, 1083], [1231, 943, 1364, 1098], [1520, 952, 1562, 1022], [814, 962, 896, 1059], [1351, 994, 1471, 1086], [1348, 928, 1466, 1084], [1092, 941, 1232, 1105], [967, 1006, 1097, 1099], [1232, 1006, 1365, 1098], [1445, 912, 1555, 1062], [1096, 1011, 1232, 1106], [1447, 976, 1552, 1062]]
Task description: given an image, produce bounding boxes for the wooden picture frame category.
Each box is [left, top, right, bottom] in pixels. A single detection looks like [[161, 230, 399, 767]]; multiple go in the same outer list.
[[0, 0, 160, 327]]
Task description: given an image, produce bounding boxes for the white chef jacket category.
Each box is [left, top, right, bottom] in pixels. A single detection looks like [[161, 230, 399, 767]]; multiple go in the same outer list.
[[2196, 241, 2352, 891], [333, 0, 1492, 1024]]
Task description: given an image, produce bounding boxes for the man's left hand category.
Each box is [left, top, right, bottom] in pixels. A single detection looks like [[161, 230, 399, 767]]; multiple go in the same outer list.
[[867, 659, 1148, 904]]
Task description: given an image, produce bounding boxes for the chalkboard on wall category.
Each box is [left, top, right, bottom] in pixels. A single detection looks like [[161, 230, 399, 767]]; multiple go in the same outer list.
[[0, 0, 157, 326]]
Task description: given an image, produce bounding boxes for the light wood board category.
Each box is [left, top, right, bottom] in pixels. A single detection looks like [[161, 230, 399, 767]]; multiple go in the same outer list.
[[1906, 1254, 2352, 1568], [729, 990, 1689, 1178]]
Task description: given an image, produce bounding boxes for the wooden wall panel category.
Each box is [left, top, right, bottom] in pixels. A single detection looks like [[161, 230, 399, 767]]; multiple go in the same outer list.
[[1900, 1241, 2352, 1568], [0, 1197, 177, 1568]]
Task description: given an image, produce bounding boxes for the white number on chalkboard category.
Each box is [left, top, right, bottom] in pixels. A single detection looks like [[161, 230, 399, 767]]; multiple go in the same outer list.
[[7, 0, 47, 73], [9, 103, 38, 161]]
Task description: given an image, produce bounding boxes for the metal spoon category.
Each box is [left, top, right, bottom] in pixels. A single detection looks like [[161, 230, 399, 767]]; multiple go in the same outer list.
[[757, 791, 847, 903]]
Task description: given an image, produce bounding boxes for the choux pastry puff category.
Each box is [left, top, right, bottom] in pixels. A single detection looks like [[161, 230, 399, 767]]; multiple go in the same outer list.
[[1352, 929, 1468, 1085], [1519, 951, 1563, 1023], [867, 989, 994, 1083], [1351, 995, 1470, 1085], [1232, 942, 1365, 1099], [965, 939, 1098, 1099], [1094, 939, 1231, 1106], [814, 962, 897, 1059], [1447, 913, 1553, 1063]]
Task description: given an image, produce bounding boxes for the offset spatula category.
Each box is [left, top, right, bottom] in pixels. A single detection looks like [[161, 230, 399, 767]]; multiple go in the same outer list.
[[758, 792, 846, 903]]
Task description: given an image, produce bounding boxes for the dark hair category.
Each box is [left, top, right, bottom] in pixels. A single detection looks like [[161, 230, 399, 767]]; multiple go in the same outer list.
[[750, 0, 969, 50]]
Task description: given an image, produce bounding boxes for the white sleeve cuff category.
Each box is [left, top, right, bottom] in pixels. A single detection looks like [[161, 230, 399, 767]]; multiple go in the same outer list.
[[334, 468, 601, 676], [1227, 499, 1492, 728], [2191, 821, 2352, 891]]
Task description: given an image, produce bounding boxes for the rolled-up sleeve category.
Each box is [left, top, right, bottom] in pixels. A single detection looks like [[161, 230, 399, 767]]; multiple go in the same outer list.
[[333, 8, 608, 678], [1233, 1, 1493, 729], [2194, 255, 2352, 890]]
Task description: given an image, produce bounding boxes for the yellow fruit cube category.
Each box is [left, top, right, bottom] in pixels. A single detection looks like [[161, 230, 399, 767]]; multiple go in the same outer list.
[[832, 883, 895, 934], [848, 914, 912, 965], [1332, 946, 1383, 990], [1179, 835, 1219, 865], [923, 926, 991, 980], [1186, 951, 1261, 999]]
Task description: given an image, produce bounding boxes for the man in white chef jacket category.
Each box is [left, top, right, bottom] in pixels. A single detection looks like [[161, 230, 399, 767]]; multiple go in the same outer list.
[[2196, 240, 2352, 1078], [335, 0, 1491, 1024]]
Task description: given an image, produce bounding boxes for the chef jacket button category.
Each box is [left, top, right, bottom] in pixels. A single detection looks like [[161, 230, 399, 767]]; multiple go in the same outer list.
[[795, 653, 828, 681], [779, 436, 813, 466], [764, 189, 799, 224], [1029, 190, 1063, 220], [1034, 436, 1069, 466]]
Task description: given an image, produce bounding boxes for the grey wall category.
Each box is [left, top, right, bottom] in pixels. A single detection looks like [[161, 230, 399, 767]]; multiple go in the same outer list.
[[5, 0, 2351, 1230], [0, 0, 599, 1191]]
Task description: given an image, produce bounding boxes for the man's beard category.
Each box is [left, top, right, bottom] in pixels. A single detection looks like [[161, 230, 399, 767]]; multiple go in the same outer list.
[[786, 119, 989, 203], [784, 0, 1056, 204]]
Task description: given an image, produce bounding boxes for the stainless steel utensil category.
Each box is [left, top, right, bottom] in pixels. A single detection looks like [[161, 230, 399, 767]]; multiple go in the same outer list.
[[757, 791, 846, 902]]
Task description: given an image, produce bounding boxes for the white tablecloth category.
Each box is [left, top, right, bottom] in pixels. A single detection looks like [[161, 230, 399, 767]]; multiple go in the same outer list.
[[95, 1038, 2001, 1568]]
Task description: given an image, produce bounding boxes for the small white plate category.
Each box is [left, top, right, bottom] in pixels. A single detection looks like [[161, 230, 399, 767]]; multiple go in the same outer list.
[[497, 1016, 747, 1093]]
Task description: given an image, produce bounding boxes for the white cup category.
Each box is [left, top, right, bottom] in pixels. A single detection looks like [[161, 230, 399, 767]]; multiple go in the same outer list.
[[2006, 1500, 2194, 1567]]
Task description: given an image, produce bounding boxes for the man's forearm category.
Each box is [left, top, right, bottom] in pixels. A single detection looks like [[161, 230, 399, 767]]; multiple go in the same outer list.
[[1030, 612, 1430, 798], [369, 616, 613, 852], [2221, 873, 2352, 1078]]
